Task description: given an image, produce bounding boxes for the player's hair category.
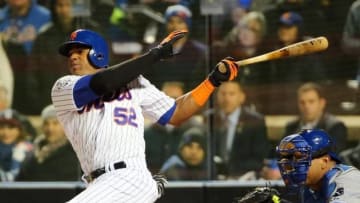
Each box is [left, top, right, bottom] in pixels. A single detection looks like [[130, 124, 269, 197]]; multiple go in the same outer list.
[[224, 11, 267, 46], [297, 82, 325, 99]]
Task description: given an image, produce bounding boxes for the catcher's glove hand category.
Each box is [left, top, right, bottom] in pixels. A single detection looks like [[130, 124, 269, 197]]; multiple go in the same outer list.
[[151, 29, 188, 60], [234, 186, 281, 203]]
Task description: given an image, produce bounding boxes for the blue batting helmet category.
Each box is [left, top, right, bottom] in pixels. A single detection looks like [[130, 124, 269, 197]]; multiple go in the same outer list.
[[276, 129, 341, 189], [58, 29, 109, 69]]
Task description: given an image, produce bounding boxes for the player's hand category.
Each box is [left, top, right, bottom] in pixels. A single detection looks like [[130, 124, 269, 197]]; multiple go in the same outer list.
[[208, 57, 238, 87], [151, 29, 188, 60]]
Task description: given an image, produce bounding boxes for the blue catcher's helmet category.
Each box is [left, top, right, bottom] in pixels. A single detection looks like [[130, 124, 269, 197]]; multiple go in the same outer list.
[[58, 29, 109, 69], [276, 129, 341, 189]]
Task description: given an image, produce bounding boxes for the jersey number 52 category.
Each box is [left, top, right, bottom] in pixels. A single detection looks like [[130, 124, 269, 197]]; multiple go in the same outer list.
[[113, 107, 138, 127]]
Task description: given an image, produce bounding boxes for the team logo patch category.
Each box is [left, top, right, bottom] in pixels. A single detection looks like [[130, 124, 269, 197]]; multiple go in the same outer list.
[[54, 77, 74, 90], [70, 31, 77, 40]]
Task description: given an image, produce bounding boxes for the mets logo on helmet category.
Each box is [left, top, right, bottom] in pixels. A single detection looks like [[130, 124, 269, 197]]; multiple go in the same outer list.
[[70, 31, 77, 40]]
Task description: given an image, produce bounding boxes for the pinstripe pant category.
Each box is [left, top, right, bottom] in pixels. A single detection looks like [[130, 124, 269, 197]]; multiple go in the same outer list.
[[67, 168, 159, 203]]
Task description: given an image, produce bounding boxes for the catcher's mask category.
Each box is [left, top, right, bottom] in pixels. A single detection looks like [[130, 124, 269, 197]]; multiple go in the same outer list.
[[58, 29, 109, 69], [276, 129, 341, 189]]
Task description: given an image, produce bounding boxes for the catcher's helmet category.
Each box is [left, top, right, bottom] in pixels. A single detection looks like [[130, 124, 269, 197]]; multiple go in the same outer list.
[[58, 29, 109, 69], [276, 129, 341, 188]]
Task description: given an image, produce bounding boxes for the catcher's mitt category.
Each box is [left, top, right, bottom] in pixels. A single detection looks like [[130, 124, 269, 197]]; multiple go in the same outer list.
[[234, 186, 281, 203]]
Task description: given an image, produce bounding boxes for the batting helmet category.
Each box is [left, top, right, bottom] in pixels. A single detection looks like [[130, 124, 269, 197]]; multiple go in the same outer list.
[[276, 129, 341, 188], [58, 29, 109, 69]]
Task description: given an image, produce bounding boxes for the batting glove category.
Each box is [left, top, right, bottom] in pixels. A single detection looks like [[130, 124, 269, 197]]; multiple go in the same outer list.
[[151, 29, 188, 60], [208, 57, 239, 87]]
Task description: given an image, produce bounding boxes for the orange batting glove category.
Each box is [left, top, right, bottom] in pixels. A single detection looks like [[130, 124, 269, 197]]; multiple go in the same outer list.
[[208, 57, 239, 87], [151, 29, 188, 60]]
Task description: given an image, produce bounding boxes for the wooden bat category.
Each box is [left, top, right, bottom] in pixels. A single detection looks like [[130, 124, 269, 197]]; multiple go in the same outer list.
[[218, 36, 329, 73]]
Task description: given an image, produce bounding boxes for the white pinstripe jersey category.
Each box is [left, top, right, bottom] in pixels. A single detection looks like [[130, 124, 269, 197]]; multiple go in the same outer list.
[[51, 75, 175, 175]]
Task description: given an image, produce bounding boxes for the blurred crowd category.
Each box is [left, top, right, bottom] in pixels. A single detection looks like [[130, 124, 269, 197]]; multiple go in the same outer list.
[[0, 0, 360, 182]]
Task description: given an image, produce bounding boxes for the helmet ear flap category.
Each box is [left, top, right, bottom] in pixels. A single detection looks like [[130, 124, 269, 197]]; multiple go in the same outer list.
[[88, 48, 106, 69]]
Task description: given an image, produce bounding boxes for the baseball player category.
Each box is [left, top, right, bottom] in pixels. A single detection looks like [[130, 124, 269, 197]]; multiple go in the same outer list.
[[276, 129, 360, 203], [51, 29, 238, 202]]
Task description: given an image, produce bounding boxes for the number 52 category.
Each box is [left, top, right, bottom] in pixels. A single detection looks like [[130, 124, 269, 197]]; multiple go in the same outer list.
[[113, 107, 138, 127]]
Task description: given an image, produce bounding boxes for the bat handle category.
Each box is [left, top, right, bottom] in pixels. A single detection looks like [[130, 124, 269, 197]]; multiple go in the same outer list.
[[217, 61, 241, 73], [217, 62, 227, 74]]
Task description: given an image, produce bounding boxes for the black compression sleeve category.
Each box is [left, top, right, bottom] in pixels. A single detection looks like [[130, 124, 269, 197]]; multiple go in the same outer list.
[[89, 49, 160, 95]]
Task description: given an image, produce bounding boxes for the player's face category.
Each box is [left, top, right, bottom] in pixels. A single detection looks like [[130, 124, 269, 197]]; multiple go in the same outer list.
[[42, 118, 66, 143], [0, 125, 21, 145], [238, 20, 262, 48], [166, 16, 188, 34], [278, 25, 299, 45], [68, 47, 99, 75], [216, 82, 245, 115], [181, 142, 205, 166], [305, 156, 330, 190], [55, 0, 72, 23], [298, 90, 325, 123]]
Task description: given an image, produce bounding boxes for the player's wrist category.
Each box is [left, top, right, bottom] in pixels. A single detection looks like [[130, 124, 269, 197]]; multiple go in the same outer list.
[[190, 79, 215, 106], [208, 73, 222, 87], [149, 47, 162, 62]]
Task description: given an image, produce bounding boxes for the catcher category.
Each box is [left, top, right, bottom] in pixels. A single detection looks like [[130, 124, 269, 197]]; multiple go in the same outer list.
[[277, 129, 360, 203], [235, 129, 360, 203]]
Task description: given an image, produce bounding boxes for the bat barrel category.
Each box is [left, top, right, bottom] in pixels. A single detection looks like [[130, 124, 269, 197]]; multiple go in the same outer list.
[[217, 36, 328, 73]]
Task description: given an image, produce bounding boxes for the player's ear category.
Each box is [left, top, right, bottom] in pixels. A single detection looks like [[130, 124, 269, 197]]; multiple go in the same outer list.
[[319, 155, 330, 169]]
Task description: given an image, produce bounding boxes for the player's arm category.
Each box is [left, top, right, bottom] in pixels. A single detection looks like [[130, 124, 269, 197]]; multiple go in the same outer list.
[[168, 58, 238, 126], [73, 30, 187, 108], [89, 30, 187, 95]]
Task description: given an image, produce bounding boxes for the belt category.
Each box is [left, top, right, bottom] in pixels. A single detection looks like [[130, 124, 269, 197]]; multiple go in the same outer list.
[[83, 161, 126, 183]]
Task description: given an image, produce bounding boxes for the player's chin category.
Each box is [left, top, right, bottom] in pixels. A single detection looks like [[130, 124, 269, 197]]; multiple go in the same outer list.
[[70, 68, 82, 76]]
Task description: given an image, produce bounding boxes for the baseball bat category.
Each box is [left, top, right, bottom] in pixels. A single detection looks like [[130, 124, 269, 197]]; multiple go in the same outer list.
[[218, 36, 329, 73]]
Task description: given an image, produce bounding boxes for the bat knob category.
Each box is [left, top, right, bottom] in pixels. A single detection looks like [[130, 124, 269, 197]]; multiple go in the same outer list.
[[217, 62, 227, 74]]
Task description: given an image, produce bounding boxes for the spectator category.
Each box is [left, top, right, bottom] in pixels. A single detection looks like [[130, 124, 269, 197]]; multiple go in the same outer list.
[[210, 81, 269, 180], [0, 142, 12, 180], [258, 158, 281, 181], [0, 0, 51, 114], [0, 41, 13, 106], [0, 0, 51, 54], [160, 127, 207, 180], [265, 11, 326, 114], [342, 0, 360, 105], [276, 129, 360, 202], [0, 114, 33, 181], [145, 81, 203, 174], [211, 0, 253, 41], [213, 11, 269, 86], [0, 88, 37, 139], [284, 82, 348, 153], [144, 4, 207, 91], [29, 0, 99, 112], [269, 11, 326, 83], [17, 105, 80, 181]]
